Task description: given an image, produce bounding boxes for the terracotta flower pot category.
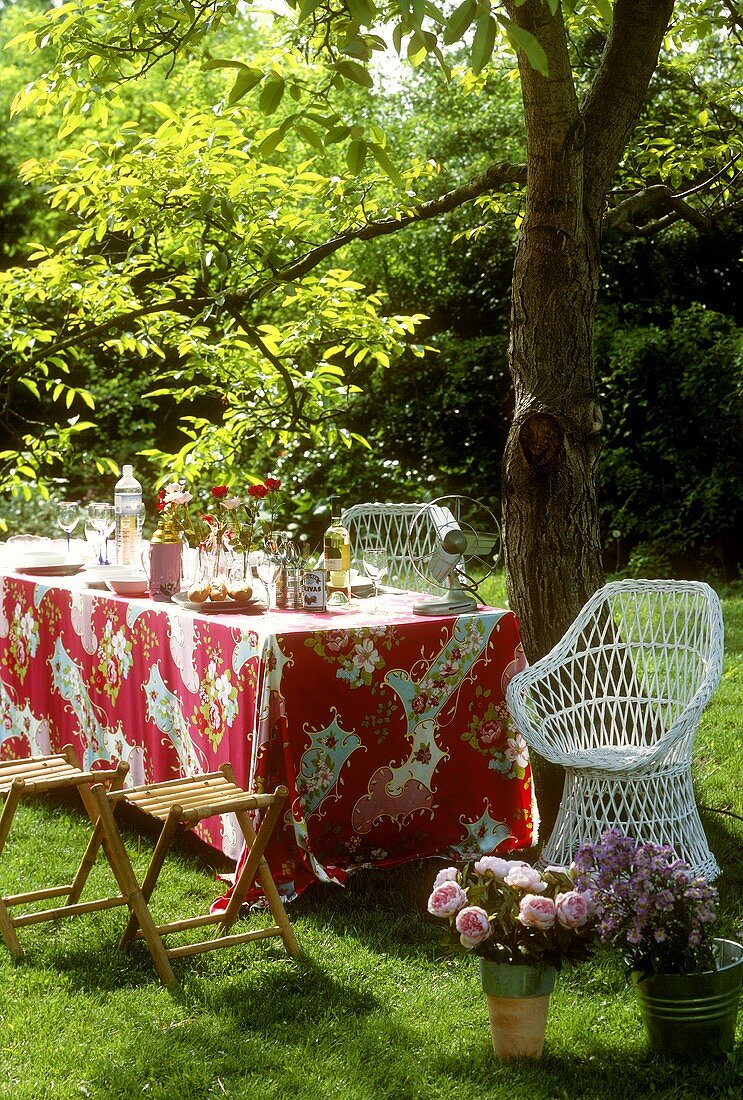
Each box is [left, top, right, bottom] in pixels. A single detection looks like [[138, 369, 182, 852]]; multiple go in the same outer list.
[[632, 938, 743, 1059], [478, 958, 557, 1060]]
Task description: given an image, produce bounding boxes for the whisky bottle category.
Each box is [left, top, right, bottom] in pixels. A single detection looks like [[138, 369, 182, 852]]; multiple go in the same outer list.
[[323, 501, 351, 607]]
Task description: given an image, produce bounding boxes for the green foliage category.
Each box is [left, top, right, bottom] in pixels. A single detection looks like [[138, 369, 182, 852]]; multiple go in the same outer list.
[[1, 0, 742, 572], [597, 303, 743, 572], [0, 6, 431, 505]]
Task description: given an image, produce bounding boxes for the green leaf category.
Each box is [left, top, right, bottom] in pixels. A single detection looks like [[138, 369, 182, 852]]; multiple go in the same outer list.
[[295, 123, 325, 151], [370, 142, 403, 187], [259, 77, 286, 116], [346, 0, 377, 28], [260, 124, 289, 158], [407, 30, 429, 65], [149, 101, 179, 120], [335, 59, 374, 89], [346, 138, 368, 174], [227, 67, 264, 105], [326, 125, 352, 144], [471, 14, 497, 76], [443, 0, 477, 46], [341, 35, 373, 61], [298, 0, 323, 19], [592, 0, 613, 24], [201, 57, 249, 71], [19, 378, 41, 400], [498, 16, 549, 77]]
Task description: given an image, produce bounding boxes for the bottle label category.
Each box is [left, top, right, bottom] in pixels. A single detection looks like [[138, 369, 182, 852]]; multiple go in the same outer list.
[[324, 539, 350, 573], [115, 494, 142, 516], [302, 569, 326, 611]]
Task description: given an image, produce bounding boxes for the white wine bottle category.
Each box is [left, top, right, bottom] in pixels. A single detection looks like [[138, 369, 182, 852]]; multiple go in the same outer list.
[[323, 501, 351, 607]]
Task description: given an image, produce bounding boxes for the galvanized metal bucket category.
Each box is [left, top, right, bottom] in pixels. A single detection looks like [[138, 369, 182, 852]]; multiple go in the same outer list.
[[633, 938, 743, 1058]]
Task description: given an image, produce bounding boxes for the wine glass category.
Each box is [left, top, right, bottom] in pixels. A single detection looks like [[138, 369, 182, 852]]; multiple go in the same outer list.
[[84, 513, 104, 564], [256, 538, 281, 609], [56, 501, 80, 554], [88, 502, 115, 564], [363, 545, 388, 614]]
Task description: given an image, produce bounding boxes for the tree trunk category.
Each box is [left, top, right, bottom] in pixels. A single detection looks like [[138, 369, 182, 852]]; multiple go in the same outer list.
[[502, 215, 605, 662], [502, 4, 605, 665], [501, 0, 675, 828], [501, 0, 674, 664]]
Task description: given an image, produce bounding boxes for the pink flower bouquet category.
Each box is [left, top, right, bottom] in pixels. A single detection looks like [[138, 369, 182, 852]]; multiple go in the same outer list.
[[427, 856, 597, 968]]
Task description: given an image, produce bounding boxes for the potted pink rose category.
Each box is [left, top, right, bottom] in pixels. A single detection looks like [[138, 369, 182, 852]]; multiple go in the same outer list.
[[427, 857, 596, 1060]]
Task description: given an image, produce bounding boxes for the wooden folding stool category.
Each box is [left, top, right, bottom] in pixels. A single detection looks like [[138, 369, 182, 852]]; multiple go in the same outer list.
[[0, 747, 129, 957], [89, 763, 300, 987]]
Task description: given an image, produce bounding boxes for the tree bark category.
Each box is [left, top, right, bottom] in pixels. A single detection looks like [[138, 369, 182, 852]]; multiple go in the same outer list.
[[501, 0, 675, 662]]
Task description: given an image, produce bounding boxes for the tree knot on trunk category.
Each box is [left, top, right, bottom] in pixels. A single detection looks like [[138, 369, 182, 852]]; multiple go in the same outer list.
[[518, 413, 564, 470]]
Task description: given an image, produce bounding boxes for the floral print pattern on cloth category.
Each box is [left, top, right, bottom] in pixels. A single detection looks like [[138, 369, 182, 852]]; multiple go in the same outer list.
[[2, 599, 40, 682], [0, 571, 534, 905]]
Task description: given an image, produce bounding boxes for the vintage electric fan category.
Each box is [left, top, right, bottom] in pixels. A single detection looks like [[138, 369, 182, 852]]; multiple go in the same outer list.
[[406, 495, 501, 615]]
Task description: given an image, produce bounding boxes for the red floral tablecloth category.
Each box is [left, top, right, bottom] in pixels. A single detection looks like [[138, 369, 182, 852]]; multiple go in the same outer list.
[[0, 570, 535, 900]]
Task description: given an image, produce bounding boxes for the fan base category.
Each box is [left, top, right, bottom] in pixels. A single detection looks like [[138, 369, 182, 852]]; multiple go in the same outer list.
[[412, 593, 478, 616]]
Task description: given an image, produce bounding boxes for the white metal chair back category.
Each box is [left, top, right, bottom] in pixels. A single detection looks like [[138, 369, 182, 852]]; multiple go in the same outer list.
[[506, 579, 724, 877], [341, 502, 452, 593]]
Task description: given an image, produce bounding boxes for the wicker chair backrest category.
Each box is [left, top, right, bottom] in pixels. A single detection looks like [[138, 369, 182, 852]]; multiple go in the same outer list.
[[508, 580, 724, 763], [341, 502, 450, 593]]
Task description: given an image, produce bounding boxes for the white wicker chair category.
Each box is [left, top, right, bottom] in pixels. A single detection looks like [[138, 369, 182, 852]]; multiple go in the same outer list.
[[342, 502, 447, 593], [506, 579, 724, 878]]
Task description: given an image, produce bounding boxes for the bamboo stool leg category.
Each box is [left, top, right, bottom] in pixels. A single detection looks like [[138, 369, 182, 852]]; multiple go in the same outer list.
[[214, 764, 299, 955], [223, 800, 300, 958], [66, 762, 130, 907], [0, 781, 26, 956], [90, 785, 177, 988], [118, 806, 182, 949], [0, 779, 24, 857]]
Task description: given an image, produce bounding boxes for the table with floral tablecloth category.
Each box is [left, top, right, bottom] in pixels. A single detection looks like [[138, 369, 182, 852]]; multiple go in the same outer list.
[[0, 569, 536, 900]]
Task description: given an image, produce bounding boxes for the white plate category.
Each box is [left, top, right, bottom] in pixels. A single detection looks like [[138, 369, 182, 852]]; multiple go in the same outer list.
[[14, 562, 86, 576], [171, 592, 265, 615]]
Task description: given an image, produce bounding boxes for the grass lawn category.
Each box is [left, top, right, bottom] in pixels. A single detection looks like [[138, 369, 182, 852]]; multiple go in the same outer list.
[[1, 583, 741, 1100]]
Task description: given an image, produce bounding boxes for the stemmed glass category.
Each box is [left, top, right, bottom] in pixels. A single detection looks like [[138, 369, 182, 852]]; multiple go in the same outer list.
[[88, 502, 115, 564], [56, 501, 80, 554], [363, 545, 388, 614], [84, 513, 104, 564], [256, 537, 281, 609]]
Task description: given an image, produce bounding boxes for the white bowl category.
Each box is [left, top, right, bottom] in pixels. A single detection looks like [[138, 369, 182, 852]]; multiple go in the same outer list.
[[105, 575, 149, 597], [18, 551, 67, 567], [85, 564, 136, 579]]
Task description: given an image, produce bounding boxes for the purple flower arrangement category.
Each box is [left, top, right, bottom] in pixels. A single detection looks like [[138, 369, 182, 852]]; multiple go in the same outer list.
[[572, 829, 719, 979], [427, 857, 596, 969]]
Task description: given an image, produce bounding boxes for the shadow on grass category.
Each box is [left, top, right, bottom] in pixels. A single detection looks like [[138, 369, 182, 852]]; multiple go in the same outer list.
[[57, 953, 743, 1100]]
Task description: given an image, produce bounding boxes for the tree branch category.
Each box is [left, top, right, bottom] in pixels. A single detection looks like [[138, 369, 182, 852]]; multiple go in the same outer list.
[[253, 162, 526, 288], [21, 296, 212, 367], [581, 0, 675, 214], [222, 300, 302, 422], [5, 161, 526, 369], [605, 158, 741, 235]]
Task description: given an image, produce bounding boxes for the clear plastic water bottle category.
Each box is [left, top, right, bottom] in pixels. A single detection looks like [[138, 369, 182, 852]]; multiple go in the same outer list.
[[114, 464, 143, 566]]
